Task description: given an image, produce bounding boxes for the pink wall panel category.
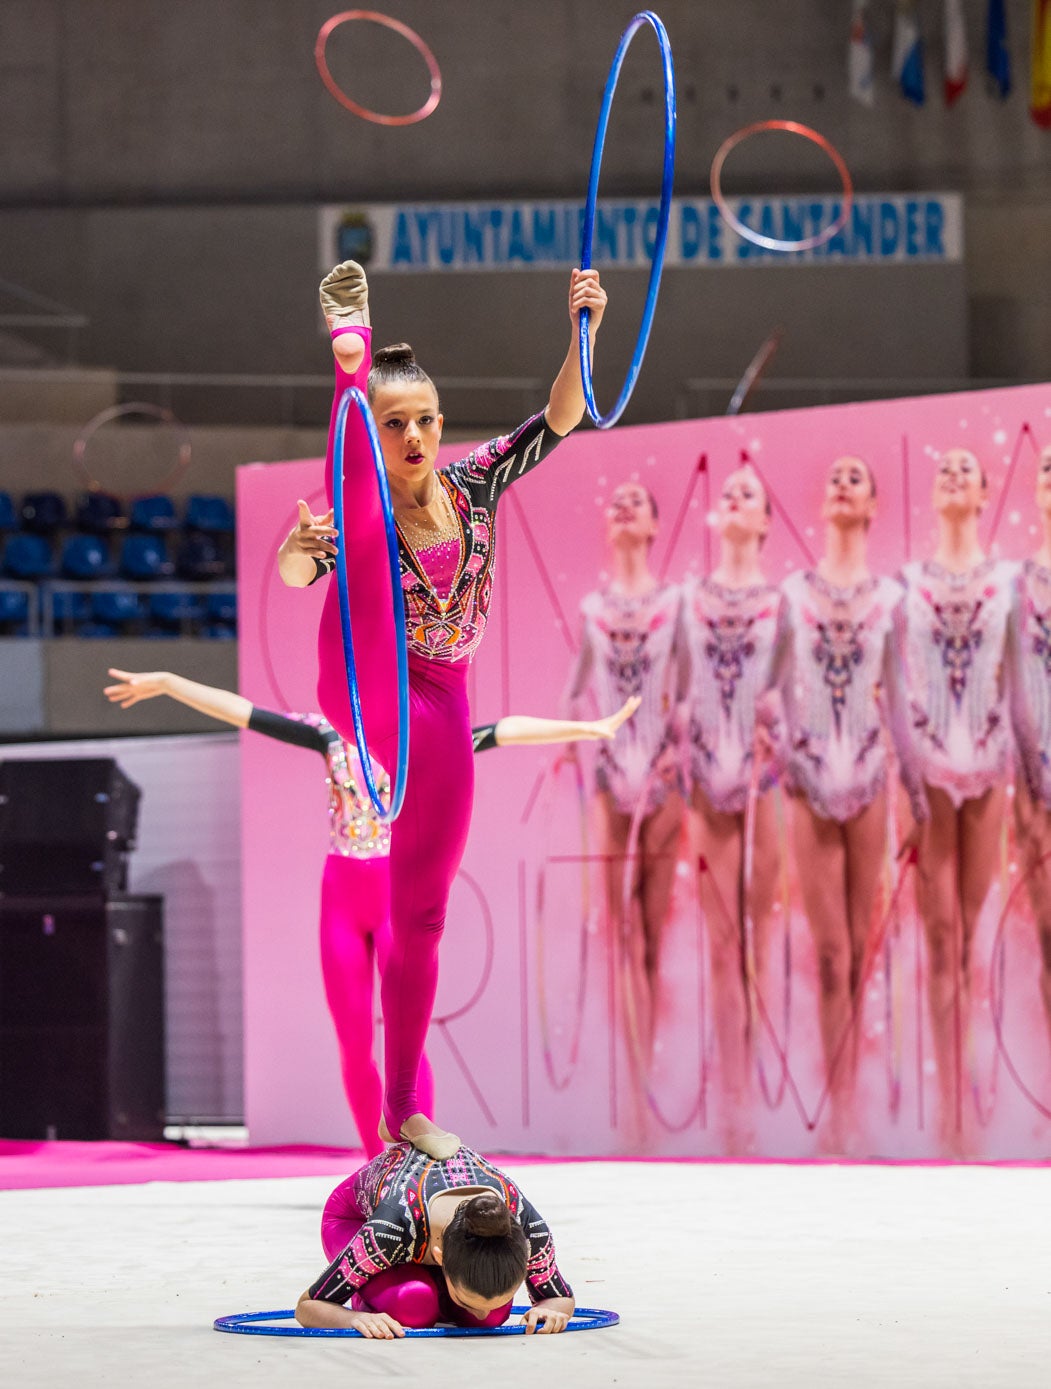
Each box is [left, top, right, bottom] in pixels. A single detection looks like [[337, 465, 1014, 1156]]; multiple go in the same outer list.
[[239, 384, 1051, 1156]]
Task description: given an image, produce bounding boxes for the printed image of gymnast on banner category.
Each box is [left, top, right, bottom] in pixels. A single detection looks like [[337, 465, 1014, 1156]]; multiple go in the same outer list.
[[239, 380, 1051, 1162]]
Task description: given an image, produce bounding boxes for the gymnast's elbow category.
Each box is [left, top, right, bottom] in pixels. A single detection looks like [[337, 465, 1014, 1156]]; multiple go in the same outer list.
[[295, 1290, 322, 1326]]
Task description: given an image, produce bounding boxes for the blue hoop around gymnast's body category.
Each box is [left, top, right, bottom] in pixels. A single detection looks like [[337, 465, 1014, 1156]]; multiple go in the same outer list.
[[332, 385, 410, 821], [213, 1305, 619, 1338], [578, 10, 676, 430]]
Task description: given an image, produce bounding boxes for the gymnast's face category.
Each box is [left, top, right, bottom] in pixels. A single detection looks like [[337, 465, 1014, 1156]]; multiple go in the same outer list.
[[606, 482, 658, 548], [933, 447, 986, 517], [822, 456, 876, 528], [1036, 446, 1051, 514], [716, 466, 769, 543], [443, 1278, 517, 1320], [371, 382, 443, 487]]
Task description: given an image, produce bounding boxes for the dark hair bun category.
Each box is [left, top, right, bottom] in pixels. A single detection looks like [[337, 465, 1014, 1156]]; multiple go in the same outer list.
[[463, 1192, 512, 1239], [373, 342, 416, 366]]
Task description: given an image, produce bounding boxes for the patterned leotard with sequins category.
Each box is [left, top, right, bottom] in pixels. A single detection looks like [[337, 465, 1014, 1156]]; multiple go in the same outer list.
[[567, 582, 686, 817], [898, 558, 1016, 805], [1007, 559, 1051, 806], [777, 570, 903, 823], [314, 413, 558, 664], [307, 1143, 572, 1306], [682, 575, 781, 815]]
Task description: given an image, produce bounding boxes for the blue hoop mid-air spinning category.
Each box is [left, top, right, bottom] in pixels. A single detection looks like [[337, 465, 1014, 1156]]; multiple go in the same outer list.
[[331, 385, 410, 821], [579, 11, 676, 429]]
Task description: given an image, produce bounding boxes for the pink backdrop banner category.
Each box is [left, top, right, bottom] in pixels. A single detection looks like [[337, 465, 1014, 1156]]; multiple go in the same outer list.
[[239, 383, 1051, 1156]]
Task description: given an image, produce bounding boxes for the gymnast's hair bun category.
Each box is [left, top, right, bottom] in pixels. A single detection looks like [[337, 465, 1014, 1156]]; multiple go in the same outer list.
[[373, 342, 417, 366], [462, 1192, 513, 1239]]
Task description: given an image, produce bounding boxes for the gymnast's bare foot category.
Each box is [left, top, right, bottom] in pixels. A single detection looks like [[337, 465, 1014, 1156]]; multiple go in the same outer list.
[[320, 259, 370, 374], [397, 1113, 461, 1161]]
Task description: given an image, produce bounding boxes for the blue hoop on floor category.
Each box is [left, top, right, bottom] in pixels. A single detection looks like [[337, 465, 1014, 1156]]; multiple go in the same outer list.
[[213, 1305, 619, 1338], [332, 385, 410, 821], [579, 10, 676, 429]]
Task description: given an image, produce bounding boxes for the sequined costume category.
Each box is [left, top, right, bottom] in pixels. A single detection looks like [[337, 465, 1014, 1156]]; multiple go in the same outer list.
[[681, 575, 782, 814], [1007, 560, 1051, 804], [776, 570, 906, 823], [898, 558, 1016, 805], [309, 1143, 572, 1309], [312, 325, 565, 1132], [567, 582, 686, 816]]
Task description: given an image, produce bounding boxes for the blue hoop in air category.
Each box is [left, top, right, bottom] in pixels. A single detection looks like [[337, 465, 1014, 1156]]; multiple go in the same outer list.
[[213, 1305, 619, 1338], [332, 385, 410, 821], [579, 10, 676, 429]]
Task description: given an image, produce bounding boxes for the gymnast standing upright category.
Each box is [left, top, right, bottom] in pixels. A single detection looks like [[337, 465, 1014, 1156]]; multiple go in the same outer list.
[[279, 259, 607, 1158]]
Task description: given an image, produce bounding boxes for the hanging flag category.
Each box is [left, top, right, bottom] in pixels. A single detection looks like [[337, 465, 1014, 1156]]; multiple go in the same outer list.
[[985, 0, 1012, 97], [849, 1, 876, 106], [944, 0, 969, 104], [1032, 0, 1051, 126], [893, 0, 927, 104]]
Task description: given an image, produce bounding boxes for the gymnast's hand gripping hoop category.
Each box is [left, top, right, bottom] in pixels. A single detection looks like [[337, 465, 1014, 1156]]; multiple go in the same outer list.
[[332, 385, 410, 822], [579, 10, 677, 430]]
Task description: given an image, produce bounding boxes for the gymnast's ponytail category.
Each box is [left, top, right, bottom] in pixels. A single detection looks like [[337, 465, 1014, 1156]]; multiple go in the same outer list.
[[440, 1192, 529, 1300], [366, 343, 439, 407]]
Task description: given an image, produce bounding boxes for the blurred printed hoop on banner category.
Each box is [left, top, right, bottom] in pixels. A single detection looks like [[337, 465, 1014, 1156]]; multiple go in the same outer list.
[[314, 11, 442, 127], [710, 120, 854, 254], [73, 402, 192, 497]]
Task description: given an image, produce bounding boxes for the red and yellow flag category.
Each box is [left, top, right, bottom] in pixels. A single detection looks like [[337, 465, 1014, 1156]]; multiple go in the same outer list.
[[1032, 0, 1051, 126]]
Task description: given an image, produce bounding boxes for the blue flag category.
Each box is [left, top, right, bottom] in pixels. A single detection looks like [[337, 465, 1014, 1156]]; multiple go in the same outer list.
[[893, 1, 927, 105], [986, 0, 1012, 97]]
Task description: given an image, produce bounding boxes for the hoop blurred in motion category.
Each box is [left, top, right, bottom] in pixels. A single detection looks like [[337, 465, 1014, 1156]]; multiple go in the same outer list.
[[315, 10, 442, 126]]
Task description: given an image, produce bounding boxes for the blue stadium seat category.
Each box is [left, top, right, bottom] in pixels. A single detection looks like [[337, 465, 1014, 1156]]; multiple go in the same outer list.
[[92, 590, 143, 628], [76, 621, 119, 639], [204, 590, 237, 624], [61, 534, 115, 580], [200, 621, 237, 641], [0, 492, 17, 532], [21, 491, 69, 534], [0, 587, 30, 633], [184, 494, 235, 534], [76, 491, 125, 534], [50, 590, 92, 632], [119, 533, 174, 580], [148, 592, 203, 628], [175, 532, 227, 580], [2, 534, 54, 580], [130, 494, 178, 532]]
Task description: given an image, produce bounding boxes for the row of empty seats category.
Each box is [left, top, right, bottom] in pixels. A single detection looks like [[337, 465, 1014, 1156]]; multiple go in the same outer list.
[[0, 490, 235, 536], [2, 531, 230, 581], [0, 582, 236, 639]]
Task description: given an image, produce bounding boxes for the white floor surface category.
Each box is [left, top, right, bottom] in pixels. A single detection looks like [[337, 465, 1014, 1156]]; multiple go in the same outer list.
[[1, 1160, 1047, 1388]]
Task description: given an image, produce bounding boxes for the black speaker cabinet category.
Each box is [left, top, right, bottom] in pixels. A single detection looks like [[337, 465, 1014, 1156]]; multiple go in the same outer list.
[[0, 758, 141, 897], [0, 895, 165, 1140]]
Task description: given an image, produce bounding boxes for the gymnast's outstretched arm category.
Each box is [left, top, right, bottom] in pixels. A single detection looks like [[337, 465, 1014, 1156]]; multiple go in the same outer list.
[[485, 695, 641, 748], [103, 668, 252, 725]]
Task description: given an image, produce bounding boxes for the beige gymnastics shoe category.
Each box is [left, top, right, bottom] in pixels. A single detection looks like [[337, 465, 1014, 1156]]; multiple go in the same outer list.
[[319, 260, 370, 328]]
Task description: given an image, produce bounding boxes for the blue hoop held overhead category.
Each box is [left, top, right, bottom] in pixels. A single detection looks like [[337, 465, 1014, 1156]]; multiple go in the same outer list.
[[332, 385, 410, 822], [213, 1305, 620, 1338], [579, 10, 676, 430]]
